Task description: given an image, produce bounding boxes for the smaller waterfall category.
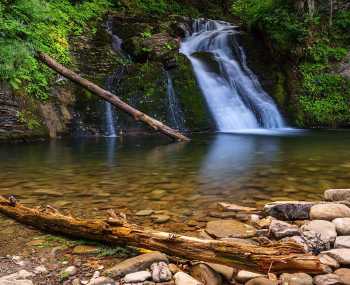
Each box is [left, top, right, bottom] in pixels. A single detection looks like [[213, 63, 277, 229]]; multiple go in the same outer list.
[[165, 71, 186, 131]]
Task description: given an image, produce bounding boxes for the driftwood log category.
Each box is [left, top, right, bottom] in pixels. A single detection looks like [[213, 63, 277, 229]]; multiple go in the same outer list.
[[0, 196, 328, 274], [37, 52, 190, 142]]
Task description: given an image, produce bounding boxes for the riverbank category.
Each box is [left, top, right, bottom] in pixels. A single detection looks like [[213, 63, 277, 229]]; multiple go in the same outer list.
[[2, 188, 350, 284]]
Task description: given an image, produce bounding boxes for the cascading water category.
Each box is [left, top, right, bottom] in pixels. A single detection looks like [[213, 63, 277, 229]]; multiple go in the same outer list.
[[180, 19, 286, 132], [165, 71, 186, 131]]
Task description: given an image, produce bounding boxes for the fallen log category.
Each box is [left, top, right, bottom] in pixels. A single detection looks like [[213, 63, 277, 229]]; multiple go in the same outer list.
[[37, 52, 190, 142], [0, 196, 328, 274]]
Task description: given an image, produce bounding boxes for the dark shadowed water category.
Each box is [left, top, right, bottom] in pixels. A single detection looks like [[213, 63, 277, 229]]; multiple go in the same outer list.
[[1, 130, 350, 244]]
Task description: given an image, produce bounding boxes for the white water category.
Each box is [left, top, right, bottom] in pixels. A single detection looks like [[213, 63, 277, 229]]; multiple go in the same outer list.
[[180, 19, 286, 133], [165, 71, 186, 130]]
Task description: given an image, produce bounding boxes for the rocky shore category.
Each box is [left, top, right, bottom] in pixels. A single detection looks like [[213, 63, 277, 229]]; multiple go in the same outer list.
[[3, 188, 350, 285]]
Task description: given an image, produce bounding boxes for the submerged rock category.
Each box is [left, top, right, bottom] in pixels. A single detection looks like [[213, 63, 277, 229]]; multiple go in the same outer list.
[[205, 220, 256, 238], [136, 210, 154, 216], [264, 201, 313, 220], [73, 245, 99, 255], [104, 252, 168, 278], [152, 215, 170, 224], [190, 263, 222, 285], [332, 218, 350, 235], [325, 189, 350, 201], [310, 204, 350, 220]]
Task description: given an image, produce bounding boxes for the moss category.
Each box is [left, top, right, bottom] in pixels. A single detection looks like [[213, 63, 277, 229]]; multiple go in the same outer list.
[[272, 72, 287, 107], [171, 55, 213, 131]]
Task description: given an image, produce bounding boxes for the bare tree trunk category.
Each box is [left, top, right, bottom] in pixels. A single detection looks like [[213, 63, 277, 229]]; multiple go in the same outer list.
[[0, 196, 329, 274], [37, 52, 190, 142]]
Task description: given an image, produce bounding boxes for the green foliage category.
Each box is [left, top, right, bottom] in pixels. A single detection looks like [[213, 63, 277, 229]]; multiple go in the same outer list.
[[16, 110, 41, 130], [0, 0, 111, 101]]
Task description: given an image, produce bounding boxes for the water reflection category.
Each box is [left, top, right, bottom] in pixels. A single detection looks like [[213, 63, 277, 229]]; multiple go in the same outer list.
[[198, 134, 281, 193]]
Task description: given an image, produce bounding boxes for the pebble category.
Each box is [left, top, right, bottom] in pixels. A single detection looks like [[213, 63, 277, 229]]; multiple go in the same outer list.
[[205, 220, 256, 238], [322, 249, 350, 265], [152, 215, 170, 224], [151, 262, 172, 282], [34, 265, 47, 274], [174, 272, 203, 285], [280, 272, 313, 285], [332, 218, 350, 235], [136, 210, 154, 216], [62, 266, 78, 277], [334, 268, 350, 285], [310, 203, 350, 220], [314, 274, 341, 285], [324, 189, 350, 201], [189, 263, 222, 285], [123, 271, 151, 283], [235, 270, 264, 282], [88, 277, 115, 285], [269, 220, 300, 239], [245, 277, 278, 285], [319, 254, 340, 269], [301, 220, 337, 245], [334, 236, 350, 248]]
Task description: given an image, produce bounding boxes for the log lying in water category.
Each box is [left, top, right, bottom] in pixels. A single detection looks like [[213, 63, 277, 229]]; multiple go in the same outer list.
[[0, 196, 328, 274], [37, 52, 190, 142]]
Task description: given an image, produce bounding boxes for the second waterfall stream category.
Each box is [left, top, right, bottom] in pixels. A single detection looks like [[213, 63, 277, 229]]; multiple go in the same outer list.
[[180, 19, 286, 132]]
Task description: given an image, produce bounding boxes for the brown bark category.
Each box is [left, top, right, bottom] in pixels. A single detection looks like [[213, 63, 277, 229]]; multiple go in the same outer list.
[[0, 196, 328, 274], [37, 52, 190, 142]]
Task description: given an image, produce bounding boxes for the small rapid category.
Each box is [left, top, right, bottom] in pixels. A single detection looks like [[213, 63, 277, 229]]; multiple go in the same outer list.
[[180, 19, 286, 133]]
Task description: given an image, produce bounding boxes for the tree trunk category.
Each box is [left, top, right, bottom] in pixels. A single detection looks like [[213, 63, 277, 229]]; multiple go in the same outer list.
[[0, 196, 328, 274], [37, 52, 190, 142]]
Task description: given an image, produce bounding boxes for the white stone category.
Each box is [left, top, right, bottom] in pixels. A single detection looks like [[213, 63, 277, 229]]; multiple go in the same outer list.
[[151, 262, 172, 282], [235, 270, 265, 282], [310, 204, 350, 220], [88, 277, 115, 285], [318, 254, 340, 269], [280, 272, 313, 285], [123, 271, 151, 283], [270, 220, 300, 239], [335, 236, 350, 248], [323, 249, 350, 265], [314, 274, 341, 285], [332, 218, 350, 235], [62, 266, 78, 277], [174, 272, 203, 285], [34, 265, 47, 274], [301, 220, 337, 244]]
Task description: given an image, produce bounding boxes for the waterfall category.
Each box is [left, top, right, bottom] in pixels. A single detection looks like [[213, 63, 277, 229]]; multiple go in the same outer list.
[[180, 19, 286, 132], [165, 71, 186, 131]]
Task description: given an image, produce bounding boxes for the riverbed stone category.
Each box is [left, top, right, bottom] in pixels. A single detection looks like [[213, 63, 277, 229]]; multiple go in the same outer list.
[[319, 254, 340, 269], [174, 272, 203, 285], [332, 218, 350, 235], [152, 215, 170, 224], [204, 263, 236, 281], [87, 277, 115, 285], [73, 245, 99, 255], [245, 277, 278, 285], [314, 274, 341, 285], [301, 220, 337, 245], [205, 220, 256, 238], [280, 272, 313, 285], [334, 236, 350, 248], [123, 271, 151, 283], [136, 210, 154, 216], [322, 249, 350, 265], [269, 220, 300, 239], [235, 270, 264, 282], [151, 262, 172, 282], [62, 266, 77, 277], [189, 264, 222, 285], [325, 189, 350, 202], [263, 201, 314, 220], [334, 268, 350, 285], [104, 252, 168, 278], [310, 204, 350, 220]]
